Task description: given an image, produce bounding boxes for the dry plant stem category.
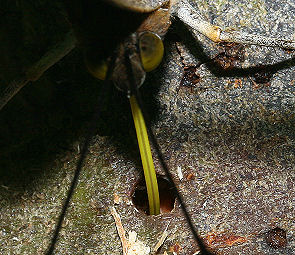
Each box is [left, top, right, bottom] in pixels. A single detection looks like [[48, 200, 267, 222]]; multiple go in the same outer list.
[[219, 31, 295, 49], [152, 220, 171, 253], [0, 31, 76, 111], [111, 207, 152, 255], [111, 207, 129, 255], [111, 207, 170, 255], [176, 0, 295, 49], [174, 0, 221, 42]]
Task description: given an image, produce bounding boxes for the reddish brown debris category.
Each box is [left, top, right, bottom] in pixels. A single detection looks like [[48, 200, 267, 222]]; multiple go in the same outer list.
[[178, 66, 201, 93], [250, 65, 273, 89], [214, 42, 245, 70], [234, 79, 243, 88], [283, 48, 295, 54], [169, 242, 182, 253], [186, 173, 195, 181], [206, 232, 248, 248], [265, 227, 287, 248]]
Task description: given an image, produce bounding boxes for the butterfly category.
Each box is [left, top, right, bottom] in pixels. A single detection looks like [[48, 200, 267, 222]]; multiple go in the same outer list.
[[1, 0, 294, 254]]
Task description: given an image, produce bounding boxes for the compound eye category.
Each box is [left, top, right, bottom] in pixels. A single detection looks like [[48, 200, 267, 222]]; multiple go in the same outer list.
[[139, 32, 164, 72]]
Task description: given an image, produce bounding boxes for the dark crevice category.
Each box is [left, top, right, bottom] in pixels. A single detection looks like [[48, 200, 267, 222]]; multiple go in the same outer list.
[[132, 175, 176, 215]]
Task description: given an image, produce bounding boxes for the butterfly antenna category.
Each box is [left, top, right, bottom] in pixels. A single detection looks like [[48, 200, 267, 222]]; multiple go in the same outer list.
[[45, 54, 117, 255]]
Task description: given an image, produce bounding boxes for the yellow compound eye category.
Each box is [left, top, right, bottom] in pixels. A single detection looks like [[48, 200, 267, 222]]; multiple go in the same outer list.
[[139, 32, 164, 72]]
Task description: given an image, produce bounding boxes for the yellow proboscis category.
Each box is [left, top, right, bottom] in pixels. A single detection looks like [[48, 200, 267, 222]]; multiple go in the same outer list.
[[129, 95, 160, 215]]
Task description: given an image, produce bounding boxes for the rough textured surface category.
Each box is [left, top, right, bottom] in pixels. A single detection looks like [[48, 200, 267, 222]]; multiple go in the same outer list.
[[0, 0, 295, 255]]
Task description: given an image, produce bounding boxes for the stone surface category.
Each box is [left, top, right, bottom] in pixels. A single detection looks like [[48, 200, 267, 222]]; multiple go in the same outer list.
[[0, 0, 295, 255]]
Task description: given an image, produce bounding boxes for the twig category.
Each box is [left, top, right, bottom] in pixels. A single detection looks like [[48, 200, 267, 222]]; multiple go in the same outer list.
[[0, 30, 76, 111], [110, 207, 129, 255], [152, 220, 171, 254], [110, 207, 151, 255]]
